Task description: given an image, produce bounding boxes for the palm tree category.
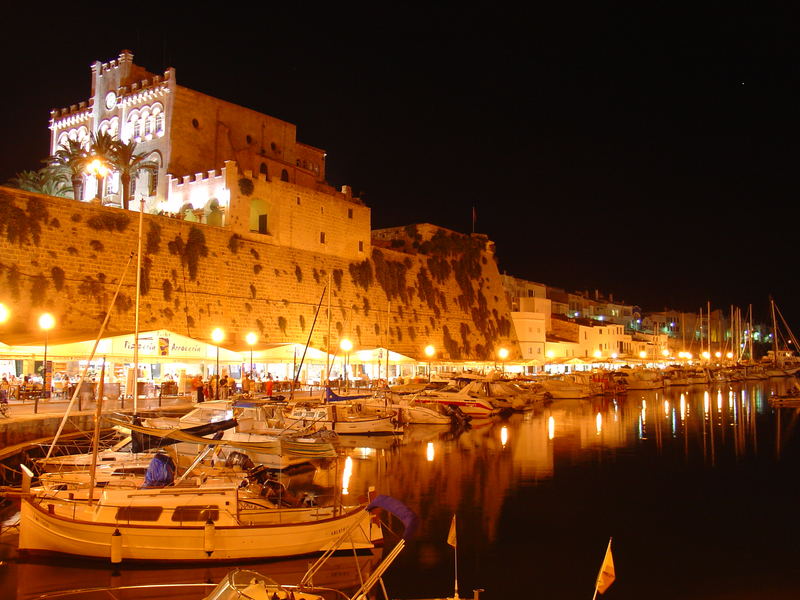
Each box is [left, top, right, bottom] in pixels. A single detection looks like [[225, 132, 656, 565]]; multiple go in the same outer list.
[[111, 139, 158, 210], [46, 138, 89, 200], [7, 168, 72, 197], [87, 131, 118, 203]]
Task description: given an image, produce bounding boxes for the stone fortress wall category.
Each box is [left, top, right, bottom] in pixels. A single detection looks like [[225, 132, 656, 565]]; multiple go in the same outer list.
[[0, 187, 519, 361]]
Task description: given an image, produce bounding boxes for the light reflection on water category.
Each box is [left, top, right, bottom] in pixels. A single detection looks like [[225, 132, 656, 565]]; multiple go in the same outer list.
[[3, 379, 800, 600]]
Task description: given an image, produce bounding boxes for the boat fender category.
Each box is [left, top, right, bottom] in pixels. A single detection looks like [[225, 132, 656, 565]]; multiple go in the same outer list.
[[110, 528, 122, 564], [204, 519, 215, 555]]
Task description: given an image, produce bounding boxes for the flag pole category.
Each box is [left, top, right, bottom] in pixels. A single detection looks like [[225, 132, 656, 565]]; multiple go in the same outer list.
[[453, 530, 459, 600], [448, 514, 459, 600], [592, 537, 614, 599]]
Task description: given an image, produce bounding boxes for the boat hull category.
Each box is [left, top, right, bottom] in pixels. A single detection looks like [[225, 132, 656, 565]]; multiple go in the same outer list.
[[19, 499, 377, 562]]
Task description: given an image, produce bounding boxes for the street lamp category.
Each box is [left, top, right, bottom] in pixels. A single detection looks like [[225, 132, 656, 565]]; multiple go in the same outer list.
[[39, 313, 55, 399], [497, 347, 509, 375], [424, 345, 435, 383], [211, 328, 224, 399], [86, 159, 110, 203], [340, 338, 353, 392], [246, 332, 257, 377], [0, 303, 9, 324]]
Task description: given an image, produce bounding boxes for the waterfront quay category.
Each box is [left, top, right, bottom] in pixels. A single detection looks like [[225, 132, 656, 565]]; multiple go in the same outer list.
[[1, 377, 800, 599]]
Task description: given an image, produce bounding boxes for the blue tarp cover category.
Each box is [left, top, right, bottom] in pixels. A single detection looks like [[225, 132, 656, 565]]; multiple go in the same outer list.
[[141, 453, 176, 488], [367, 494, 419, 540]]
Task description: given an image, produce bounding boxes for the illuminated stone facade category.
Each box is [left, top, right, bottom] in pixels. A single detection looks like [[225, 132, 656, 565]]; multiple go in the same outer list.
[[48, 50, 368, 261]]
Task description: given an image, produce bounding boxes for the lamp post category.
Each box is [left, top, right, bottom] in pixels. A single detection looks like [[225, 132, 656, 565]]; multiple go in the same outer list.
[[340, 339, 353, 392], [39, 313, 55, 400], [0, 303, 9, 325], [86, 159, 109, 204], [246, 332, 257, 377], [211, 328, 224, 399], [497, 347, 509, 376], [424, 345, 436, 383]]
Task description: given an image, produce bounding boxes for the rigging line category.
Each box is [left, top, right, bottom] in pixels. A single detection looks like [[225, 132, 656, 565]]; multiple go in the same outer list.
[[180, 255, 191, 338], [774, 303, 800, 349], [46, 251, 136, 459], [290, 283, 328, 402]]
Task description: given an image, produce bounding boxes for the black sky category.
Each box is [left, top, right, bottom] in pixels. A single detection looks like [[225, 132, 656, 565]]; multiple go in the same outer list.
[[2, 4, 800, 325]]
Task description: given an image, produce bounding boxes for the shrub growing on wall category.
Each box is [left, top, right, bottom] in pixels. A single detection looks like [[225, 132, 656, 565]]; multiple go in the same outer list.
[[238, 178, 255, 196], [332, 269, 343, 290], [87, 213, 130, 232], [51, 266, 66, 291], [162, 279, 173, 302], [146, 222, 162, 254], [168, 227, 208, 281], [348, 259, 373, 290]]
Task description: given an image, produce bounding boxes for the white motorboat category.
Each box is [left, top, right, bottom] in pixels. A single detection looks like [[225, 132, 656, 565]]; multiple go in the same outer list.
[[616, 368, 664, 390], [355, 393, 469, 425], [132, 399, 340, 468], [536, 375, 594, 399], [412, 383, 498, 418], [287, 402, 399, 435]]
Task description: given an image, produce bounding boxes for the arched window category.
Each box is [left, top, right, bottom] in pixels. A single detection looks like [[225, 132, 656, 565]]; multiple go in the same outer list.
[[151, 103, 165, 137], [280, 169, 289, 182], [141, 108, 152, 137]]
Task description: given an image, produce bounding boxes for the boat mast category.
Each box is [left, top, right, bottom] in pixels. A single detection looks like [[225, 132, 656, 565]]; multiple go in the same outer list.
[[771, 297, 780, 367], [88, 359, 106, 504], [133, 198, 144, 415], [707, 300, 712, 358], [326, 273, 332, 385]]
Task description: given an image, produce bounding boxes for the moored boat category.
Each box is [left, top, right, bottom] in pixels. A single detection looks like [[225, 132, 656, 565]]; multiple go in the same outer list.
[[18, 465, 381, 562]]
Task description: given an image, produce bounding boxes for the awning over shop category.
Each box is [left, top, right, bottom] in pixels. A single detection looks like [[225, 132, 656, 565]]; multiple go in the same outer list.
[[249, 343, 331, 362], [0, 329, 243, 362], [349, 347, 418, 364]]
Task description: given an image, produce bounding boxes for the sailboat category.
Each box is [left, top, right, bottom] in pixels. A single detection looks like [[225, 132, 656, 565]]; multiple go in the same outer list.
[[767, 297, 800, 377], [18, 457, 382, 562]]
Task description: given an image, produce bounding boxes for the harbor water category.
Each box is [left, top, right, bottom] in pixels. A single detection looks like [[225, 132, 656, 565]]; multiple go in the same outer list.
[[2, 378, 800, 599]]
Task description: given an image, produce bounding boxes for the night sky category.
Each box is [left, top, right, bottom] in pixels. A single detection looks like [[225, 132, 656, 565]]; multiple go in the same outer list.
[[2, 5, 799, 325]]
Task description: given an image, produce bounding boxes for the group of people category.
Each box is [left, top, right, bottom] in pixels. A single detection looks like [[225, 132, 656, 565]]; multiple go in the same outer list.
[[1, 374, 45, 401], [189, 372, 276, 403]]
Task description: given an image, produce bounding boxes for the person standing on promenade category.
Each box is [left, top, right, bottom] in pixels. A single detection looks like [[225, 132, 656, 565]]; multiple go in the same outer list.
[[191, 374, 203, 403]]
